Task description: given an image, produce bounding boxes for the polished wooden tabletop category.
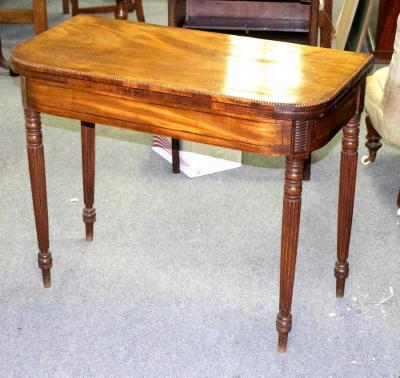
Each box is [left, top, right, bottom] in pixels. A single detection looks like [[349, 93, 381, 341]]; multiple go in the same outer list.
[[11, 15, 372, 111]]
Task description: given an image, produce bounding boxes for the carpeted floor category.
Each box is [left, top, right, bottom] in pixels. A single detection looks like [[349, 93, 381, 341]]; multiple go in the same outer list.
[[0, 1, 399, 377]]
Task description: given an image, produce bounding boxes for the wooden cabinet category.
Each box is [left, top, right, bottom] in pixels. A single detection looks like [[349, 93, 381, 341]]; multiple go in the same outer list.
[[168, 0, 331, 47]]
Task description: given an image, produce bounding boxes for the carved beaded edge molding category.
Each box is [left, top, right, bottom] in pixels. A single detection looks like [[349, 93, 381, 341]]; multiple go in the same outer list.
[[10, 54, 374, 112]]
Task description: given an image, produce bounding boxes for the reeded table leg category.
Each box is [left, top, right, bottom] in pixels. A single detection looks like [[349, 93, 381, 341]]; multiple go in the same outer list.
[[25, 108, 52, 288], [335, 111, 360, 298], [81, 121, 96, 241], [276, 157, 304, 352]]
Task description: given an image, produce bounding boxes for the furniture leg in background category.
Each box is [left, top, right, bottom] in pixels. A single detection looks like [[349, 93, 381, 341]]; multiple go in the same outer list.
[[67, 0, 145, 22], [364, 115, 382, 162], [303, 155, 311, 181], [81, 121, 96, 241], [171, 138, 180, 174], [372, 0, 400, 63], [115, 0, 128, 19], [319, 0, 333, 48], [0, 0, 47, 34], [63, 0, 70, 14]]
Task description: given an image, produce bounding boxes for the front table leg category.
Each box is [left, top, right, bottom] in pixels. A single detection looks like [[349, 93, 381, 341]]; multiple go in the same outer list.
[[335, 111, 360, 297], [276, 157, 304, 352], [81, 121, 96, 241], [25, 108, 52, 288]]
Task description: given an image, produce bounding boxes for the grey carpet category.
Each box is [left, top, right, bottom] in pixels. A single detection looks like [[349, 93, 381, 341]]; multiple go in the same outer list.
[[1, 1, 399, 377]]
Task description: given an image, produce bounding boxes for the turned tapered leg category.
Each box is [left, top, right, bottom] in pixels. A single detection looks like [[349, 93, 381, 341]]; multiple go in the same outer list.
[[172, 138, 180, 174], [81, 121, 96, 241], [115, 0, 128, 19], [135, 0, 145, 21], [25, 108, 52, 288], [365, 116, 382, 162], [335, 112, 360, 298], [276, 157, 304, 352]]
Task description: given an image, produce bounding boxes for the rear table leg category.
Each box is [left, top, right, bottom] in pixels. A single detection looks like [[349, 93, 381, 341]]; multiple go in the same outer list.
[[81, 121, 96, 241], [172, 138, 180, 174]]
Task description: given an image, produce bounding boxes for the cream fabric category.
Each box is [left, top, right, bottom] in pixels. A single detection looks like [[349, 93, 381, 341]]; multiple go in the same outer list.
[[365, 16, 400, 146], [365, 67, 389, 137]]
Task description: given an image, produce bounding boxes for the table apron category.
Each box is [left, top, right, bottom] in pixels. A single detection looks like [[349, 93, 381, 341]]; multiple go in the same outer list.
[[309, 86, 359, 153], [25, 78, 292, 156]]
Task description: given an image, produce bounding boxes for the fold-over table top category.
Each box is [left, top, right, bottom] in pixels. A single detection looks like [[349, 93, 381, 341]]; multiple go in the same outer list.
[[11, 15, 373, 112]]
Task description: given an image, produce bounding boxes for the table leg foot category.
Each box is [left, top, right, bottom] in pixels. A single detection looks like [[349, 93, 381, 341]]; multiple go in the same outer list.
[[277, 332, 288, 353], [38, 251, 52, 288], [335, 262, 348, 298], [84, 222, 94, 241], [41, 268, 51, 288], [81, 121, 96, 241], [335, 109, 360, 298], [276, 157, 304, 352]]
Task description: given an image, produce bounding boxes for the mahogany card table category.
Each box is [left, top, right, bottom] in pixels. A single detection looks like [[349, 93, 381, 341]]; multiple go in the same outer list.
[[11, 15, 373, 352]]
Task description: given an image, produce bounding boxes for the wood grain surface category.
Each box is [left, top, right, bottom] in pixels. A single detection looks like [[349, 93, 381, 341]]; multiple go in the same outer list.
[[11, 15, 372, 111]]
